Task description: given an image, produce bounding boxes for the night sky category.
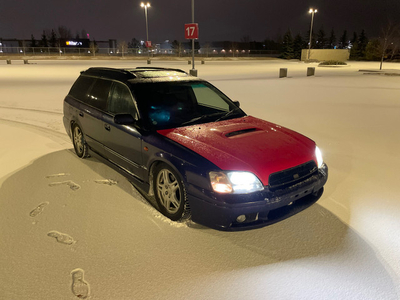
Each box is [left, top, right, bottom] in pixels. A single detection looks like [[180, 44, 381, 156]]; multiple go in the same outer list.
[[1, 0, 399, 43]]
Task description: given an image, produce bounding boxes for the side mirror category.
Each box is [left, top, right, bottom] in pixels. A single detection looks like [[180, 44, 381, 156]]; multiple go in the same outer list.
[[233, 101, 240, 108], [114, 114, 136, 125]]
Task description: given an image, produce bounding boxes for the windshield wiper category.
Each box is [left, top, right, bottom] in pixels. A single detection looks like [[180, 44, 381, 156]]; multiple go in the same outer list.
[[181, 112, 222, 126], [214, 107, 242, 122]]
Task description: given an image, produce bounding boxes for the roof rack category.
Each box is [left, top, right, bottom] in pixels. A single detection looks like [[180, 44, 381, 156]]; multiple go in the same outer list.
[[81, 67, 137, 80], [134, 67, 187, 74]]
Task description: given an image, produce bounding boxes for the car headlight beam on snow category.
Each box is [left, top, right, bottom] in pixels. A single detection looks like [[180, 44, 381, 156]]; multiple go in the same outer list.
[[209, 171, 264, 194]]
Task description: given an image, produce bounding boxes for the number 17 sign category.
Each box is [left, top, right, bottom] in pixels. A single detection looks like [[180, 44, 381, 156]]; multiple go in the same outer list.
[[185, 23, 199, 39]]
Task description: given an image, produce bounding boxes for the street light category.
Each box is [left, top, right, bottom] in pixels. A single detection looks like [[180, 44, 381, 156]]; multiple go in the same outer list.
[[308, 8, 317, 60], [140, 2, 150, 62]]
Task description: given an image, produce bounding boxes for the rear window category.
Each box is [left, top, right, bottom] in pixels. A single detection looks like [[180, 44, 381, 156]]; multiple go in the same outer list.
[[68, 76, 96, 102]]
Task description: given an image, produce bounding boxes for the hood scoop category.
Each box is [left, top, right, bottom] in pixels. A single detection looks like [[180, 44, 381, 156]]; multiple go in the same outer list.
[[225, 128, 258, 137]]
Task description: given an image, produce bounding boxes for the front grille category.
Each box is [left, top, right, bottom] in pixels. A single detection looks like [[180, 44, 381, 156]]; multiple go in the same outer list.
[[268, 160, 318, 190]]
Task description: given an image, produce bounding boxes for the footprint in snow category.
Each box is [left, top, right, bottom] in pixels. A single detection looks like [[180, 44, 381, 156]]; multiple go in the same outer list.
[[47, 231, 76, 245], [45, 173, 70, 178], [71, 268, 90, 299], [94, 179, 118, 186], [49, 180, 80, 191], [29, 202, 49, 217]]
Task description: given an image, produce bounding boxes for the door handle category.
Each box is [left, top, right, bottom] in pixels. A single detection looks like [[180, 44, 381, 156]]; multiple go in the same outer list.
[[79, 112, 84, 117], [104, 124, 110, 131]]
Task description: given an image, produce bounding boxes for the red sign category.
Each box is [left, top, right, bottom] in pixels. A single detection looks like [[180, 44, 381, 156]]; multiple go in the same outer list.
[[145, 41, 152, 48], [185, 23, 199, 39]]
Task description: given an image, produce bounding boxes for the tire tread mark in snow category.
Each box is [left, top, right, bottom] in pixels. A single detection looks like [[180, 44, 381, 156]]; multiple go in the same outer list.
[[0, 105, 63, 115], [0, 118, 70, 143]]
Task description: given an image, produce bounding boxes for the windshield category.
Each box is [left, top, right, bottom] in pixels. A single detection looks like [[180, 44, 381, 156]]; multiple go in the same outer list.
[[132, 81, 246, 130]]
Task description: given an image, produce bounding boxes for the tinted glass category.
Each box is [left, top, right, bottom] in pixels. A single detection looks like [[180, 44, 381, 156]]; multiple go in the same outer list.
[[133, 81, 244, 129], [68, 76, 96, 102], [108, 82, 137, 117], [87, 78, 112, 111]]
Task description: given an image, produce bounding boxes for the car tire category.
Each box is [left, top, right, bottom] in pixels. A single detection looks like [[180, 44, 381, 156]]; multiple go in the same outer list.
[[153, 163, 190, 221], [72, 124, 89, 158]]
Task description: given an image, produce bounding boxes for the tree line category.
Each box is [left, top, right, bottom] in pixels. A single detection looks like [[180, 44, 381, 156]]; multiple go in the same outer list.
[[279, 23, 400, 61], [29, 26, 89, 48], [23, 24, 400, 62]]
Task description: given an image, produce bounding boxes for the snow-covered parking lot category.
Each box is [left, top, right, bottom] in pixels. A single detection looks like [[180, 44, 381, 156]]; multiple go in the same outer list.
[[0, 59, 399, 299]]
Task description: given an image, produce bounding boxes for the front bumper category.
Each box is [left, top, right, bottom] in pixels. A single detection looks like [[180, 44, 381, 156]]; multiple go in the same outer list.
[[188, 164, 328, 230]]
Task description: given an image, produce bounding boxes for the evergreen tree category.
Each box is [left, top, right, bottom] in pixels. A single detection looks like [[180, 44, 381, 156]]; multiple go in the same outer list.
[[350, 41, 360, 60], [128, 38, 140, 49], [30, 34, 37, 47], [339, 30, 348, 49], [293, 33, 304, 59], [41, 30, 48, 47], [49, 29, 58, 48], [328, 29, 336, 48], [349, 32, 359, 60], [351, 32, 358, 45], [281, 30, 294, 59], [358, 30, 368, 59], [316, 27, 327, 49]]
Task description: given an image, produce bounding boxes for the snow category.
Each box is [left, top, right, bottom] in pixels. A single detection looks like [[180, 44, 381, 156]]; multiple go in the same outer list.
[[0, 59, 400, 299]]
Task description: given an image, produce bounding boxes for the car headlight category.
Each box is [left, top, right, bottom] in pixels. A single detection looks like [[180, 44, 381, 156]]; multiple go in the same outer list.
[[209, 171, 264, 194], [315, 146, 324, 168]]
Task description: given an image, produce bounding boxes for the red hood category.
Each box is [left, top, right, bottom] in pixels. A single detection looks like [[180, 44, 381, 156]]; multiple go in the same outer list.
[[157, 116, 317, 185]]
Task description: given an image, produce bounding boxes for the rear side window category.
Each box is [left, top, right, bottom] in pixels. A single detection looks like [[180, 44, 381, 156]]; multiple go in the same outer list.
[[107, 82, 137, 117], [68, 76, 96, 102], [87, 78, 112, 111]]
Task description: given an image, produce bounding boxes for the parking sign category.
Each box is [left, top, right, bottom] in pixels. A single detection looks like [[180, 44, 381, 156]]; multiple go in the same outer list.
[[185, 23, 199, 39]]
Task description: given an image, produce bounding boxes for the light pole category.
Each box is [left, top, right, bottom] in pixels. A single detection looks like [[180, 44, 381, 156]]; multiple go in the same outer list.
[[190, 0, 197, 76], [140, 2, 150, 63], [308, 8, 317, 60]]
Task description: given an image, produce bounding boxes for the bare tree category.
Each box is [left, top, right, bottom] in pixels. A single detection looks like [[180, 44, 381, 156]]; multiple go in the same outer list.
[[90, 41, 98, 56], [172, 40, 183, 57], [231, 42, 238, 57], [240, 35, 251, 51], [58, 26, 73, 39], [118, 41, 128, 57], [202, 43, 211, 57], [379, 21, 399, 70]]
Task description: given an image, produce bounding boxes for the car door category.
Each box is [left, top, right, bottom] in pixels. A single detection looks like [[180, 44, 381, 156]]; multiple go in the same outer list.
[[77, 77, 113, 158], [101, 81, 145, 180]]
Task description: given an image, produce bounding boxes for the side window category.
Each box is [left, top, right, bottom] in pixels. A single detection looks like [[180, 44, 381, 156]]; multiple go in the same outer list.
[[68, 76, 96, 102], [192, 83, 229, 111], [87, 78, 112, 111], [107, 82, 137, 117]]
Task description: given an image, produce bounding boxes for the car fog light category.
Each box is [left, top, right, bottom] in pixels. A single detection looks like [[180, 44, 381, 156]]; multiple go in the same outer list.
[[236, 215, 246, 223]]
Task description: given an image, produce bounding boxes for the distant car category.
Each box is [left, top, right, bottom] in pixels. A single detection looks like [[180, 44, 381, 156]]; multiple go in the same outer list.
[[63, 67, 328, 230]]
